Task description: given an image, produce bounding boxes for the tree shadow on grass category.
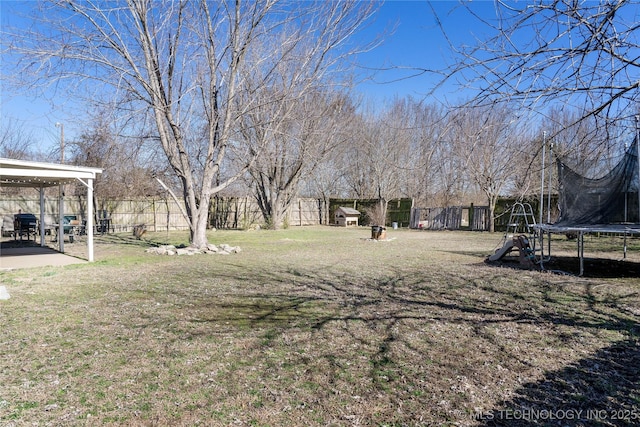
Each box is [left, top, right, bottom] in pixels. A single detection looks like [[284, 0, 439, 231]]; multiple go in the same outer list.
[[162, 261, 640, 341], [94, 233, 161, 248], [483, 254, 640, 278], [474, 338, 640, 426], [132, 261, 640, 424], [543, 256, 640, 278]]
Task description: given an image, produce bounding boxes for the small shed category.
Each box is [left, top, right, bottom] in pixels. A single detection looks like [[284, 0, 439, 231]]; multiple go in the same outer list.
[[335, 207, 360, 227]]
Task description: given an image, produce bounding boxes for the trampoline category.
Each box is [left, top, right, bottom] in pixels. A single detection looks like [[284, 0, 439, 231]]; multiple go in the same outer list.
[[534, 223, 640, 276], [534, 129, 640, 276]]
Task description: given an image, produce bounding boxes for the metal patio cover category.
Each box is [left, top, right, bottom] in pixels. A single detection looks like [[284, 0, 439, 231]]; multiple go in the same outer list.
[[0, 158, 103, 262]]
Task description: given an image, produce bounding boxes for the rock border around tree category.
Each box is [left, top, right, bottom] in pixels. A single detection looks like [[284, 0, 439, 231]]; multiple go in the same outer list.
[[146, 243, 241, 256]]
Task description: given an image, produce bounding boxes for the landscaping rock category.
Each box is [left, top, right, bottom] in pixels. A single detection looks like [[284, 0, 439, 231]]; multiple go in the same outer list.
[[220, 244, 241, 253], [145, 244, 240, 256]]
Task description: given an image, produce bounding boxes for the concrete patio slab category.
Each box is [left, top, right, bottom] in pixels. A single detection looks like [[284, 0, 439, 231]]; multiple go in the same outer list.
[[0, 246, 87, 270]]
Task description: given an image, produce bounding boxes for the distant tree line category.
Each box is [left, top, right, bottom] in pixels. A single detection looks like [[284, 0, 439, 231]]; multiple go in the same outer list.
[[5, 94, 627, 233]]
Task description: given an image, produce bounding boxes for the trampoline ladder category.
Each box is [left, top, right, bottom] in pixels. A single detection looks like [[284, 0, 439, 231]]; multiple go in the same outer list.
[[505, 202, 537, 238], [498, 202, 542, 259]]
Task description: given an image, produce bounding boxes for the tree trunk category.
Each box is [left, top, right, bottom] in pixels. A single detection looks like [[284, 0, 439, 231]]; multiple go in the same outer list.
[[189, 199, 211, 249], [487, 192, 498, 233], [270, 204, 283, 230], [263, 193, 289, 230]]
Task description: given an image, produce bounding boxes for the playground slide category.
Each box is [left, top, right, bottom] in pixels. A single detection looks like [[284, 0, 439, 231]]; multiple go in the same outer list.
[[488, 240, 516, 261]]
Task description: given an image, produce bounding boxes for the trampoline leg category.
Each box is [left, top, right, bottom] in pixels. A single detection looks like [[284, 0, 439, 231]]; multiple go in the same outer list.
[[578, 232, 584, 276], [538, 231, 546, 270]]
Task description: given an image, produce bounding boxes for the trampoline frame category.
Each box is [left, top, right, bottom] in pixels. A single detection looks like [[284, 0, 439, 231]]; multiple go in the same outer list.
[[533, 223, 640, 276]]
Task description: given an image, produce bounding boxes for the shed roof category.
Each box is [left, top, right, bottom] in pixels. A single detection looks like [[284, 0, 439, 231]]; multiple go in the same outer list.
[[336, 206, 360, 215]]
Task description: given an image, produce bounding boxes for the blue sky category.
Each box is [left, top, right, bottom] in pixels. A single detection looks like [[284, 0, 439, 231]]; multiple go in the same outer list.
[[355, 0, 496, 106], [1, 0, 498, 156]]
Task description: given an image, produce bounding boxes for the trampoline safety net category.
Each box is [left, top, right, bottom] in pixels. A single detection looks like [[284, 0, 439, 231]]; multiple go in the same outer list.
[[556, 138, 640, 226]]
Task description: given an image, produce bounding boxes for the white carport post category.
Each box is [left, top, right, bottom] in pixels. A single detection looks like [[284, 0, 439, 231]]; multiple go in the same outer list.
[[76, 177, 96, 262], [58, 185, 64, 253], [87, 178, 95, 262], [39, 186, 46, 247]]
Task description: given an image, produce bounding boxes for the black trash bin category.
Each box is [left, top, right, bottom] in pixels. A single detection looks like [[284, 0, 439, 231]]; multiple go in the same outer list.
[[371, 225, 386, 240]]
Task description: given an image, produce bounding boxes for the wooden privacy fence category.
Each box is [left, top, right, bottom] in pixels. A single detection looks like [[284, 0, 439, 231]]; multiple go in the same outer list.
[[210, 197, 324, 229], [0, 197, 192, 232], [99, 199, 191, 232], [4, 195, 460, 231], [410, 205, 490, 231], [0, 196, 327, 232]]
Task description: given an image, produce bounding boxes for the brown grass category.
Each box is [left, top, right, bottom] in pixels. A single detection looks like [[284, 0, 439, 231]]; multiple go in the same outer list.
[[1, 227, 639, 426]]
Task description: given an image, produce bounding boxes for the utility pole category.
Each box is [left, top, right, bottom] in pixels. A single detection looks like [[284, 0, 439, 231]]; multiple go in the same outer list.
[[539, 131, 546, 225], [56, 122, 64, 163], [636, 116, 640, 223], [547, 141, 553, 224]]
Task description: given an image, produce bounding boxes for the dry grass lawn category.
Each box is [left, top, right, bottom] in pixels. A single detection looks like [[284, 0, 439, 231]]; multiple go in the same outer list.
[[1, 227, 639, 426]]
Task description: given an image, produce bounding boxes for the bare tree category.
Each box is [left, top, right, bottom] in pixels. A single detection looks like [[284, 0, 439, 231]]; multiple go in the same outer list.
[[0, 118, 38, 160], [66, 110, 169, 199], [244, 89, 352, 229], [394, 98, 444, 208], [299, 99, 361, 223], [429, 137, 468, 208], [5, 0, 376, 247], [340, 116, 377, 199], [342, 100, 415, 225], [544, 107, 629, 178], [434, 1, 640, 138], [0, 118, 42, 196], [446, 104, 528, 232], [333, 98, 445, 222]]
